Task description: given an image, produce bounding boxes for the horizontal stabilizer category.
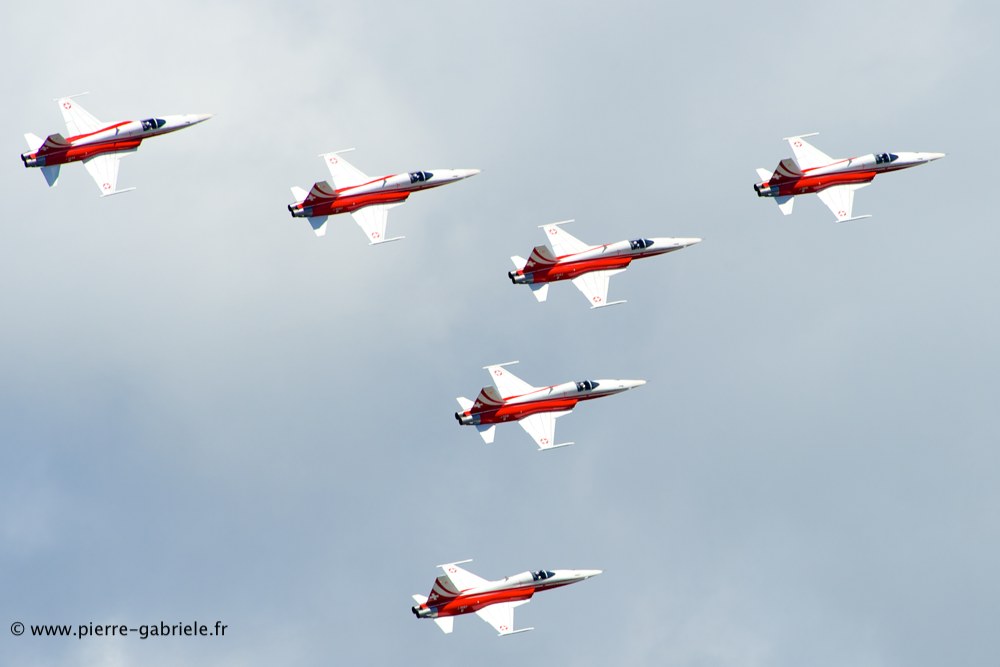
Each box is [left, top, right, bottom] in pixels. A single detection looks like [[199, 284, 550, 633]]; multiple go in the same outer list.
[[290, 186, 308, 202], [776, 196, 794, 215], [529, 283, 549, 302], [476, 424, 496, 444], [510, 255, 527, 270], [456, 396, 474, 412], [40, 165, 60, 187], [308, 215, 329, 236], [755, 167, 772, 182], [433, 617, 454, 634], [24, 133, 44, 152]]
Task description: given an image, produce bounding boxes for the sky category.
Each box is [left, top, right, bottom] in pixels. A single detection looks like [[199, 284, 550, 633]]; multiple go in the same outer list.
[[1, 1, 999, 665]]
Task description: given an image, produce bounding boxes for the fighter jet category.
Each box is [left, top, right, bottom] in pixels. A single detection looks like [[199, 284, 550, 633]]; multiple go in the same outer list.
[[455, 361, 645, 450], [20, 93, 212, 196], [287, 149, 479, 243], [509, 220, 701, 308], [754, 133, 944, 222], [412, 559, 602, 636]]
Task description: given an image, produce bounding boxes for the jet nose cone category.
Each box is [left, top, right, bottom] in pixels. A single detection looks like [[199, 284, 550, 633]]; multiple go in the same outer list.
[[926, 152, 945, 161], [680, 237, 702, 247], [187, 113, 214, 125], [456, 168, 481, 179], [581, 569, 602, 579], [620, 379, 646, 390]]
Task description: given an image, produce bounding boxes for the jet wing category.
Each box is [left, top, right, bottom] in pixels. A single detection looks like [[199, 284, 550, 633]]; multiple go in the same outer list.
[[320, 150, 370, 190], [82, 154, 133, 197], [437, 561, 488, 592], [351, 203, 404, 244], [518, 410, 573, 450], [571, 269, 627, 308], [475, 601, 531, 636], [784, 134, 833, 170], [817, 183, 871, 222], [484, 363, 536, 398], [540, 221, 590, 257], [58, 96, 103, 138]]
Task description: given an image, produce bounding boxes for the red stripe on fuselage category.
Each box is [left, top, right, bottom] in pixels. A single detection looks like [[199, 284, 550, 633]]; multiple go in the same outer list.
[[32, 138, 144, 165], [65, 121, 132, 143], [473, 397, 579, 424], [769, 169, 877, 196], [434, 586, 536, 616], [525, 256, 633, 283], [307, 191, 411, 216]]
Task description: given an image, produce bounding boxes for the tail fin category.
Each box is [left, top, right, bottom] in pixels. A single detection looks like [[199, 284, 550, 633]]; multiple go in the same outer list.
[[41, 165, 61, 187], [36, 133, 69, 156], [771, 158, 801, 183], [527, 244, 557, 266], [305, 180, 337, 204]]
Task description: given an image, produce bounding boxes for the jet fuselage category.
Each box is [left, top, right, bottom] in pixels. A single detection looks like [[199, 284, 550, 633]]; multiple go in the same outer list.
[[288, 168, 479, 218], [20, 114, 213, 168], [412, 569, 601, 620], [455, 379, 645, 427], [510, 237, 701, 285], [754, 151, 944, 199]]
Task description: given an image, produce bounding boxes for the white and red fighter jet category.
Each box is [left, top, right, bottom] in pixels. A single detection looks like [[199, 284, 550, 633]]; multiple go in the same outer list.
[[412, 560, 602, 636], [287, 149, 479, 243], [754, 133, 944, 222], [455, 361, 645, 450], [21, 93, 212, 196], [509, 220, 701, 308]]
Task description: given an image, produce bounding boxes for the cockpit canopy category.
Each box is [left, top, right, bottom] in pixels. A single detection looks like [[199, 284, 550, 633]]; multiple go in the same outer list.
[[409, 171, 433, 183], [629, 238, 654, 250], [575, 380, 600, 392], [531, 570, 555, 581], [874, 152, 898, 164], [141, 118, 166, 131]]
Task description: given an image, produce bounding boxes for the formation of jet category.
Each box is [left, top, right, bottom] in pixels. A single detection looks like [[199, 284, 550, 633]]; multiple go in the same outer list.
[[287, 149, 479, 243], [20, 94, 212, 197], [754, 133, 945, 222], [412, 560, 601, 636], [455, 361, 645, 450], [510, 220, 701, 308]]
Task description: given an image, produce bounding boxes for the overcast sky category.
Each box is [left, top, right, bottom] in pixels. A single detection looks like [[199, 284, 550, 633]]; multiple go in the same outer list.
[[2, 1, 999, 665]]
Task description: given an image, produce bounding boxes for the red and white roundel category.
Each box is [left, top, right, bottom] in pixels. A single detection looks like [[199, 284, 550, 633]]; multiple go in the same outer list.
[[592, 296, 602, 303], [102, 182, 112, 191], [63, 101, 72, 109], [328, 156, 338, 164], [447, 566, 457, 574], [493, 369, 502, 376], [838, 210, 846, 217], [371, 231, 381, 239], [540, 437, 549, 445], [548, 228, 558, 235], [794, 140, 802, 147]]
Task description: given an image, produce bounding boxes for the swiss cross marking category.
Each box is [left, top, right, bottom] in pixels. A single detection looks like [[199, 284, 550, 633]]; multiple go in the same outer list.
[[493, 369, 502, 376], [593, 296, 602, 303], [63, 101, 71, 109], [548, 228, 558, 235], [371, 231, 381, 239], [102, 182, 112, 190], [794, 140, 802, 147], [838, 210, 846, 217], [540, 437, 549, 445]]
